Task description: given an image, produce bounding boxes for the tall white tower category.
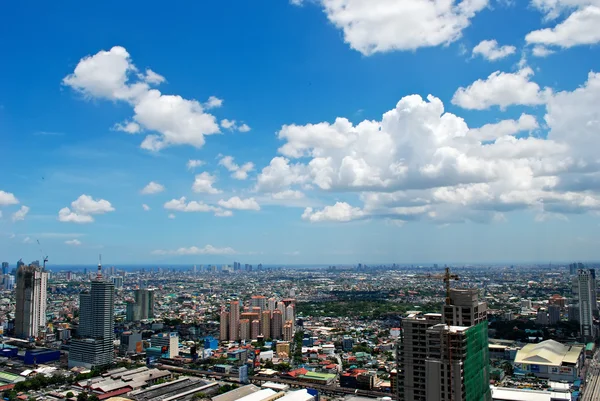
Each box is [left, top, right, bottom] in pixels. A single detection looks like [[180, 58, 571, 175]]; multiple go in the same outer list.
[[577, 269, 597, 341]]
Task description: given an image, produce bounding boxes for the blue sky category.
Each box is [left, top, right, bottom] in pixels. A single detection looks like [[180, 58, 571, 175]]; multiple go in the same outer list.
[[2, 0, 600, 265]]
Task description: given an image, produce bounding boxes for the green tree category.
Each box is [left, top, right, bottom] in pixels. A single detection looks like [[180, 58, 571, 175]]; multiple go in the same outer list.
[[77, 392, 89, 401]]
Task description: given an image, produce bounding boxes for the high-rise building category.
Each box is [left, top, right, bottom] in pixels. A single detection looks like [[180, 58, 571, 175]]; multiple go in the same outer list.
[[283, 321, 294, 341], [271, 309, 283, 340], [220, 310, 230, 341], [229, 300, 240, 341], [398, 312, 443, 401], [548, 304, 561, 325], [150, 332, 179, 358], [134, 289, 154, 320], [536, 308, 549, 325], [68, 263, 115, 368], [250, 295, 267, 311], [261, 310, 271, 338], [268, 298, 276, 312], [239, 319, 250, 341], [111, 276, 123, 289], [15, 264, 48, 339], [251, 320, 260, 340], [577, 269, 597, 341], [1, 262, 8, 275], [285, 304, 295, 323], [398, 288, 491, 401]]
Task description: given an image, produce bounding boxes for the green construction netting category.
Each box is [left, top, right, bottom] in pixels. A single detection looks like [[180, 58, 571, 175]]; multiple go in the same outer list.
[[463, 322, 492, 401]]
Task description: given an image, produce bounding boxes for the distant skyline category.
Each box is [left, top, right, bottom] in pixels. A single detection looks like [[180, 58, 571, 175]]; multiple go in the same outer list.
[[2, 1, 600, 264]]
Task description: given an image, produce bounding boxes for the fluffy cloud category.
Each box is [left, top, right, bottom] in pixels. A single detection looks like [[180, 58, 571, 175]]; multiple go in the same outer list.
[[532, 45, 555, 57], [530, 0, 600, 19], [472, 39, 516, 61], [526, 6, 600, 48], [141, 181, 165, 194], [469, 114, 539, 141], [142, 204, 151, 211], [164, 197, 231, 216], [151, 244, 237, 255], [302, 202, 365, 222], [58, 195, 115, 224], [317, 0, 488, 55], [113, 120, 141, 134], [12, 206, 29, 222], [272, 190, 305, 200], [218, 197, 261, 211], [255, 79, 600, 224], [219, 156, 255, 180], [452, 67, 551, 110], [220, 119, 252, 133], [0, 191, 18, 206], [65, 239, 82, 246], [63, 46, 237, 151], [192, 172, 222, 194], [204, 96, 223, 109], [187, 159, 205, 170]]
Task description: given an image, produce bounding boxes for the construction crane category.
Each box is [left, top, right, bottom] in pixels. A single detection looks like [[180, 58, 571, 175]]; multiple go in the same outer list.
[[424, 266, 459, 305], [36, 240, 48, 270]]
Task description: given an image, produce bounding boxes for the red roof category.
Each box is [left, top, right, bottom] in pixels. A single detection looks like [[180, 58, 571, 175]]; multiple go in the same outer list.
[[286, 368, 308, 378], [98, 387, 133, 400]]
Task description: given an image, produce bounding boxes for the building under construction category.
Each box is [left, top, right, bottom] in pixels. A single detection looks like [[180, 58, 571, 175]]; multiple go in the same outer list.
[[397, 277, 491, 401]]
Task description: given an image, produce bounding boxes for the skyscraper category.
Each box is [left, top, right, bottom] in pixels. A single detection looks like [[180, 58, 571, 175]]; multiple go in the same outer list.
[[261, 310, 271, 338], [15, 264, 48, 339], [251, 319, 260, 340], [271, 309, 283, 340], [134, 289, 154, 320], [239, 319, 250, 341], [229, 300, 240, 341], [398, 288, 491, 401], [1, 262, 8, 275], [220, 310, 230, 341], [251, 295, 267, 311], [68, 262, 115, 368], [577, 269, 597, 341]]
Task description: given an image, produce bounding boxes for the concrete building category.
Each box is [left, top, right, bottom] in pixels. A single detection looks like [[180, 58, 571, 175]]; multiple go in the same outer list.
[[548, 305, 561, 325], [220, 310, 230, 341], [240, 319, 250, 341], [15, 264, 48, 339], [283, 321, 294, 342], [398, 312, 443, 401], [111, 276, 123, 289], [261, 310, 271, 338], [251, 295, 267, 311], [443, 288, 487, 326], [120, 331, 142, 355], [576, 269, 597, 341], [69, 265, 115, 368], [271, 310, 283, 340], [285, 304, 295, 323], [399, 288, 491, 401], [536, 308, 549, 325], [513, 340, 584, 382], [150, 332, 179, 358], [268, 298, 276, 312], [251, 320, 260, 340], [229, 300, 240, 341], [132, 288, 154, 320]]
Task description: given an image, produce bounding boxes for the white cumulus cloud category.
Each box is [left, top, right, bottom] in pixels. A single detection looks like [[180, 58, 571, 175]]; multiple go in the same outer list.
[[65, 239, 82, 246], [472, 39, 516, 61], [164, 197, 231, 217], [12, 206, 29, 222], [526, 6, 600, 48], [302, 202, 365, 222], [63, 46, 241, 151], [187, 159, 205, 170], [58, 195, 115, 224], [315, 0, 489, 55], [218, 197, 260, 211], [141, 181, 165, 194], [219, 156, 255, 180], [142, 204, 151, 211], [0, 191, 19, 206], [452, 67, 551, 110], [192, 172, 222, 194]]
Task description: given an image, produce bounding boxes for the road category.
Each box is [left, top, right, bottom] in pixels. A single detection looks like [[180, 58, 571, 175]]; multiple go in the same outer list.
[[582, 353, 600, 401]]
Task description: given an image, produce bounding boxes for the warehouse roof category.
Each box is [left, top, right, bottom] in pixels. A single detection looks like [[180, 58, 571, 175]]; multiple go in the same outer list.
[[514, 340, 583, 367]]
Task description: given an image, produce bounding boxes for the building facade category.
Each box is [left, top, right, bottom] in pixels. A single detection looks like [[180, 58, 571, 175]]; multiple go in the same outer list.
[[15, 264, 48, 339]]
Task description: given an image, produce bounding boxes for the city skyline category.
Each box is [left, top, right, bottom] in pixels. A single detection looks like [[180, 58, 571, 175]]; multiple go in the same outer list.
[[2, 1, 600, 264]]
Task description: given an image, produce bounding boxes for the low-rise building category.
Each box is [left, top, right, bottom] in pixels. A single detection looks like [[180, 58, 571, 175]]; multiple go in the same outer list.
[[513, 340, 584, 382]]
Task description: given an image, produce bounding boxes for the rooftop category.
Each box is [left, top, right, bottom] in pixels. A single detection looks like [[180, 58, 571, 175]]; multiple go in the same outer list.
[[514, 340, 584, 367]]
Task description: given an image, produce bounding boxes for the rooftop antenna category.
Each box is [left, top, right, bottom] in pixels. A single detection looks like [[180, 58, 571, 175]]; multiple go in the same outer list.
[[36, 240, 48, 270], [97, 254, 103, 280]]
